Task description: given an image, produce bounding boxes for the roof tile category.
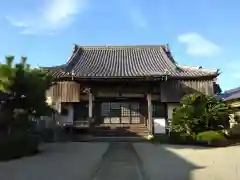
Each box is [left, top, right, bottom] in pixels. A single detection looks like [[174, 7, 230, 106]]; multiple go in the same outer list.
[[44, 45, 219, 79]]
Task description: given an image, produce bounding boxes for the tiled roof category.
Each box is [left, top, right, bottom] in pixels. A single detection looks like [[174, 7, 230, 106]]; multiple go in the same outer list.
[[225, 87, 240, 94], [217, 87, 240, 101], [41, 65, 67, 77], [43, 45, 219, 79]]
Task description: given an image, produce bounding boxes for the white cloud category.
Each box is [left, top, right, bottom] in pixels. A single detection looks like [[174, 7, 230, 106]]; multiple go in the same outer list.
[[129, 8, 147, 28], [5, 0, 88, 35], [178, 33, 220, 57], [5, 16, 29, 28]]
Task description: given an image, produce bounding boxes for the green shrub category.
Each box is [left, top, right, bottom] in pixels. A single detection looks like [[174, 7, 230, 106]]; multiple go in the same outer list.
[[152, 134, 169, 144], [0, 131, 40, 161], [196, 131, 226, 144], [169, 131, 195, 144], [172, 93, 232, 135]]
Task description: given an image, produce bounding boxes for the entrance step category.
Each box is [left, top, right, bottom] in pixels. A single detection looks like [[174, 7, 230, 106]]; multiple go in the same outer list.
[[72, 136, 150, 142], [93, 124, 149, 137], [93, 132, 148, 137]]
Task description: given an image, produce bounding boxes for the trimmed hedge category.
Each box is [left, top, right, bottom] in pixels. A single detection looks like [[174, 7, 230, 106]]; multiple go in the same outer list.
[[151, 134, 169, 144], [0, 131, 40, 161], [168, 132, 195, 144], [196, 131, 229, 147], [196, 131, 226, 141], [153, 131, 231, 147], [152, 132, 196, 145]]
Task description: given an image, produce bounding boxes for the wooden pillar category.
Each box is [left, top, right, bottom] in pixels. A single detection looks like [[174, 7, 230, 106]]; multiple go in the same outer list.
[[88, 92, 94, 133], [147, 93, 153, 135], [88, 92, 93, 118]]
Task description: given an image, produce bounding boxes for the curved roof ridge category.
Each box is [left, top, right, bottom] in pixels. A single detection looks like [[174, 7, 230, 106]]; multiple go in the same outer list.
[[76, 45, 165, 51], [225, 86, 240, 94], [40, 64, 66, 70], [179, 65, 219, 73]]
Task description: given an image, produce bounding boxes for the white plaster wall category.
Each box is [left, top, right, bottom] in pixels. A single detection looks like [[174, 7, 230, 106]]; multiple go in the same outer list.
[[167, 103, 180, 119], [154, 118, 166, 134], [154, 103, 180, 134], [55, 104, 74, 125]]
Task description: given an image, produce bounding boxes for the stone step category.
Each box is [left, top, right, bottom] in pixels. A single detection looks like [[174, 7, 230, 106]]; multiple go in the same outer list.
[[72, 136, 150, 142], [93, 132, 148, 137], [94, 127, 148, 131], [96, 125, 147, 129], [95, 125, 148, 130], [93, 129, 149, 135]]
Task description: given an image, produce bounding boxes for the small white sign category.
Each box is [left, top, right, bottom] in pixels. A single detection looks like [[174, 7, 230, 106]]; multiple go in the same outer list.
[[154, 118, 166, 134]]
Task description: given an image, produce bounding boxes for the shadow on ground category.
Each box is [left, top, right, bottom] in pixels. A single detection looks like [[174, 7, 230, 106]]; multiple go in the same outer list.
[[0, 142, 109, 180], [134, 143, 205, 180]]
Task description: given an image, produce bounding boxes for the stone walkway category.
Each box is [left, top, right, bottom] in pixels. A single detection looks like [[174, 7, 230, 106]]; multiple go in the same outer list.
[[92, 142, 146, 180]]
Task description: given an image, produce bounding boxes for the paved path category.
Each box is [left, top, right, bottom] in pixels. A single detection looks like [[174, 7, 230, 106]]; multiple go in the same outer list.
[[92, 142, 146, 180]]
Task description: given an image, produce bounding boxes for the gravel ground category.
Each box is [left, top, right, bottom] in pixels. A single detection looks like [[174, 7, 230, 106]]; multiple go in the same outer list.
[[0, 142, 109, 180], [134, 143, 240, 180]]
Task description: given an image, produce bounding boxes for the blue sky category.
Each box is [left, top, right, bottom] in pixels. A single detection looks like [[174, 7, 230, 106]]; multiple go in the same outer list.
[[0, 0, 239, 91]]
